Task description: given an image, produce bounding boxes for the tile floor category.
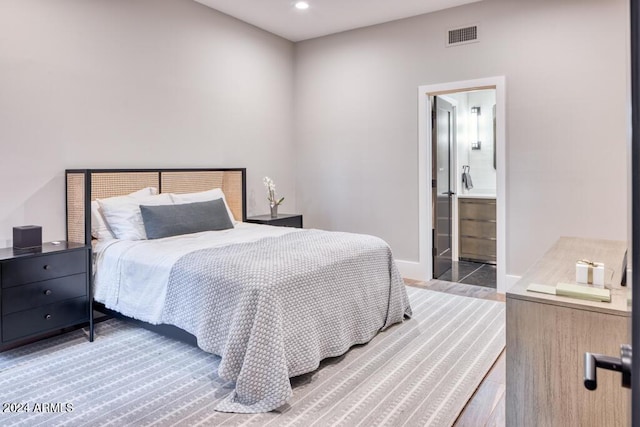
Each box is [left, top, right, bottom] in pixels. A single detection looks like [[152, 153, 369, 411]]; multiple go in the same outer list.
[[437, 260, 497, 288]]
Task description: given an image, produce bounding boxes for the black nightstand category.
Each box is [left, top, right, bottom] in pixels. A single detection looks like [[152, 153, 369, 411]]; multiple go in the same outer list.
[[246, 214, 303, 229], [0, 241, 92, 350]]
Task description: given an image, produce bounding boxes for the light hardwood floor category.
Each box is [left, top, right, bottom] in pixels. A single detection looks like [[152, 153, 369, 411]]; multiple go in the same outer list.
[[404, 279, 506, 427]]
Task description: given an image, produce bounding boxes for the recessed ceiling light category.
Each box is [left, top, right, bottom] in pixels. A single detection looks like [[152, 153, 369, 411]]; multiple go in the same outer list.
[[294, 1, 309, 10]]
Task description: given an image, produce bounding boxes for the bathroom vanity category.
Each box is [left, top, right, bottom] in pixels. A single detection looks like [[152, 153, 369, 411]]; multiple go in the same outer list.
[[458, 196, 496, 263]]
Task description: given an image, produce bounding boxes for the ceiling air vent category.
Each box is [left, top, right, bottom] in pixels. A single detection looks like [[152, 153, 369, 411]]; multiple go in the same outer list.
[[446, 25, 479, 47]]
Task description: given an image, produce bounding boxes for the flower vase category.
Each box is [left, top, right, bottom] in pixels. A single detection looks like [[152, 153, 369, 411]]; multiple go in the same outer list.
[[270, 203, 278, 218]]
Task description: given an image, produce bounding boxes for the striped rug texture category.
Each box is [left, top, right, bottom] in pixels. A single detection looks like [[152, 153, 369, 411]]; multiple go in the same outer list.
[[0, 287, 505, 427]]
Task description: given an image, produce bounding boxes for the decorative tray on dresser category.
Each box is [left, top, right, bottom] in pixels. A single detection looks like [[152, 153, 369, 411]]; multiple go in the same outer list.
[[0, 241, 92, 350]]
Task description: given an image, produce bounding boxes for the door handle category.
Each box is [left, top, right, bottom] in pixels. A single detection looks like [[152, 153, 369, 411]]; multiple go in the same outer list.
[[441, 191, 455, 196], [584, 344, 632, 390]]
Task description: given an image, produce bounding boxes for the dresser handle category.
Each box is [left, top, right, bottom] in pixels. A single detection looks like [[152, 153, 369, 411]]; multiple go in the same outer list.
[[44, 314, 52, 320], [44, 289, 52, 296], [43, 265, 51, 270]]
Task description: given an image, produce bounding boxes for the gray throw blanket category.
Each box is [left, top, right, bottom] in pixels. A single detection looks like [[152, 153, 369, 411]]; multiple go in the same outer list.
[[160, 229, 412, 413]]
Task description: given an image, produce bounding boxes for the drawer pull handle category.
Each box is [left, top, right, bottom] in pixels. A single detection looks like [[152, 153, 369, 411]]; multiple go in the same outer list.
[[44, 314, 52, 320], [44, 289, 52, 296], [43, 265, 51, 270]]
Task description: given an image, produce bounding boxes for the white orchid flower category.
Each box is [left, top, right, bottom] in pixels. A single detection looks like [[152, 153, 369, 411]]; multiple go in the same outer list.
[[263, 176, 284, 206]]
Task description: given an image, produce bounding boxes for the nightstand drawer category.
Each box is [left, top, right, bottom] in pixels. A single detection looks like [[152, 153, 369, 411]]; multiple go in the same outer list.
[[2, 273, 87, 315], [246, 214, 303, 228], [2, 296, 88, 342], [268, 216, 302, 228], [1, 250, 86, 288]]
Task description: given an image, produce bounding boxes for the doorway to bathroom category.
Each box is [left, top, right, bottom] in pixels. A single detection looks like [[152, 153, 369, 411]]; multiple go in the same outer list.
[[433, 89, 497, 287], [418, 77, 506, 293]]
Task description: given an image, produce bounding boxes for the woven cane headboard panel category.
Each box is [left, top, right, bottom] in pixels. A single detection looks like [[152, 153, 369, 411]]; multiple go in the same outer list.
[[91, 172, 160, 200], [66, 173, 87, 245], [161, 171, 243, 223], [65, 168, 246, 244]]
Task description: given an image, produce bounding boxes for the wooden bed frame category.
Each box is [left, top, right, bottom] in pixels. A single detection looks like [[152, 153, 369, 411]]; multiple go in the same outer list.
[[64, 168, 246, 341]]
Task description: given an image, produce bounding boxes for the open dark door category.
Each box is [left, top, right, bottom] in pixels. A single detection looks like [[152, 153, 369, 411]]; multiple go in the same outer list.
[[432, 96, 455, 278]]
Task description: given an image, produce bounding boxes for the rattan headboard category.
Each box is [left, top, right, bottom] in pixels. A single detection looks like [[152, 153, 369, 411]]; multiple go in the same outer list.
[[65, 168, 246, 245]]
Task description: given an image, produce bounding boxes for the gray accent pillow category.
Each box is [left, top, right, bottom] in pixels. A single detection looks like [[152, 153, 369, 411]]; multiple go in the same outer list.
[[140, 198, 234, 239]]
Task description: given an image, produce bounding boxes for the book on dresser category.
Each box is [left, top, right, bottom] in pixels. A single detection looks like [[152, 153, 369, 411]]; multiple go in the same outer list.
[[0, 241, 93, 350]]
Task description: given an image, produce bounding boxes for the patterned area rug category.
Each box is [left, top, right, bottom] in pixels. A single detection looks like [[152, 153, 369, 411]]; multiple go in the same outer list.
[[0, 287, 505, 426]]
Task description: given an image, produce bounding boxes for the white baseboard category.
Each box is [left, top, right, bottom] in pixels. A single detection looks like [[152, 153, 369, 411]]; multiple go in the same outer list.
[[395, 260, 427, 281]]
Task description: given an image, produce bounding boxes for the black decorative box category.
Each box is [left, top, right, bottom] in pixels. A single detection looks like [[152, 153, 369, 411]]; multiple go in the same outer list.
[[13, 225, 42, 249]]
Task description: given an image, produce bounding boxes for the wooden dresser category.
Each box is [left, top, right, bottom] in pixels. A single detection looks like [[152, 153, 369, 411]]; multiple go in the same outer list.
[[506, 237, 630, 426], [458, 197, 496, 263]]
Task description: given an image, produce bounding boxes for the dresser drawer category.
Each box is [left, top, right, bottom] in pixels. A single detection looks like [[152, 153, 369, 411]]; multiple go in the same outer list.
[[2, 296, 88, 342], [2, 273, 87, 315], [460, 219, 496, 239], [460, 236, 497, 260], [459, 199, 496, 221], [1, 250, 86, 288]]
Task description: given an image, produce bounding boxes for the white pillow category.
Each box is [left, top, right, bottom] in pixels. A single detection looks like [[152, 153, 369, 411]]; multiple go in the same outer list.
[[170, 188, 237, 224], [90, 187, 158, 240], [98, 193, 172, 240]]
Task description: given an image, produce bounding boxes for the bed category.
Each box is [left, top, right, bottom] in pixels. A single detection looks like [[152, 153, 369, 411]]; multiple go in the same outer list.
[[65, 168, 412, 413]]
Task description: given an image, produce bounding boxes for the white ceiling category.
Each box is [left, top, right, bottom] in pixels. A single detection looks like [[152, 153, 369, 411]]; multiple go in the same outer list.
[[194, 0, 482, 42]]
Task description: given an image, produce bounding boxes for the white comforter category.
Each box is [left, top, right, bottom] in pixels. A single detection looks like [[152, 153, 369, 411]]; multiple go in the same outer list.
[[93, 222, 299, 323]]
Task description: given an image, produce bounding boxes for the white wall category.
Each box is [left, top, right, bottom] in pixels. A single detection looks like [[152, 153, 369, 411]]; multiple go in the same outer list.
[[0, 0, 295, 245], [446, 90, 497, 196], [0, 0, 629, 279], [439, 92, 468, 197], [466, 90, 496, 195], [294, 0, 629, 275]]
